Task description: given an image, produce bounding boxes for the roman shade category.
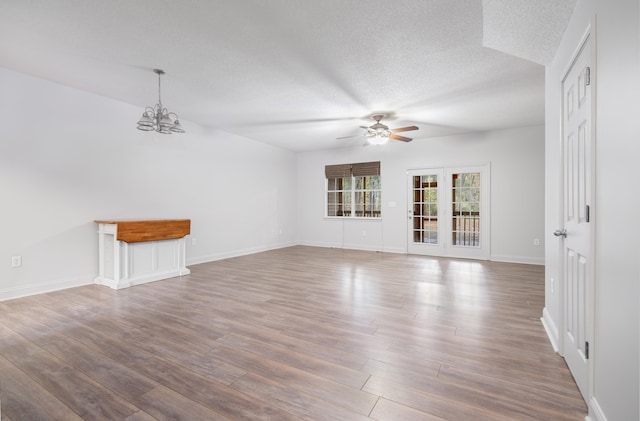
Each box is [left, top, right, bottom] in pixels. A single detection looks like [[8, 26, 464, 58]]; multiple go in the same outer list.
[[351, 161, 380, 176], [325, 161, 380, 178]]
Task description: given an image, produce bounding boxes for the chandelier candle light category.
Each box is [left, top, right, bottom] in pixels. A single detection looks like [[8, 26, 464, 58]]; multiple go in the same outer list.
[[136, 69, 185, 134]]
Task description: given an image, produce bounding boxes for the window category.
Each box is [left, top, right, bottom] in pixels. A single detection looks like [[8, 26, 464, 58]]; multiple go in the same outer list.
[[326, 161, 381, 218], [327, 176, 352, 217]]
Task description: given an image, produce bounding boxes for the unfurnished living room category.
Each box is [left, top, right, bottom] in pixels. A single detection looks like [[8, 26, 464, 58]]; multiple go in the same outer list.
[[0, 1, 638, 421]]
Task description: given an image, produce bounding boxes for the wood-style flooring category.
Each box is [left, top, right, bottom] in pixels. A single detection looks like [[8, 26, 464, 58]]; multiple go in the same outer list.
[[0, 246, 587, 420]]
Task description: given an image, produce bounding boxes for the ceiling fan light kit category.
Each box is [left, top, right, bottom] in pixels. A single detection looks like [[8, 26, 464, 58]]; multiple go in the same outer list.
[[137, 69, 185, 134], [366, 114, 392, 145], [367, 137, 389, 145], [340, 114, 418, 145]]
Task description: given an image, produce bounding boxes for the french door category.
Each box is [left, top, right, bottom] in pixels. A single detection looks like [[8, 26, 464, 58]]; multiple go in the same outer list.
[[407, 166, 489, 259]]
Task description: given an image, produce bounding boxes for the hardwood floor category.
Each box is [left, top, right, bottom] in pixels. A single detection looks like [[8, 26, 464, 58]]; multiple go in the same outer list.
[[0, 246, 587, 420]]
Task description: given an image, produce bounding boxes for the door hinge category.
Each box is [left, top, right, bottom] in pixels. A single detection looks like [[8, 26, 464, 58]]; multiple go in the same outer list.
[[585, 341, 589, 359], [585, 67, 591, 86], [585, 205, 590, 222]]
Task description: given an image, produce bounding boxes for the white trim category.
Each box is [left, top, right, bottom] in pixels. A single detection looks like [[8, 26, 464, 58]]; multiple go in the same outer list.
[[301, 241, 535, 260], [490, 254, 544, 265], [541, 307, 561, 353], [187, 241, 298, 266], [323, 216, 382, 221], [0, 275, 93, 302], [94, 267, 190, 290], [586, 396, 607, 421], [297, 240, 405, 255], [0, 241, 543, 301]]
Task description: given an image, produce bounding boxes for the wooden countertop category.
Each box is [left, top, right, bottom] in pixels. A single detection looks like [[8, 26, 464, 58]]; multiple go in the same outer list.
[[95, 219, 191, 243]]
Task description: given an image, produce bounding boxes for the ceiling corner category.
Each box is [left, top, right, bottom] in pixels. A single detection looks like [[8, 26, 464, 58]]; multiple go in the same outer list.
[[481, 0, 577, 65]]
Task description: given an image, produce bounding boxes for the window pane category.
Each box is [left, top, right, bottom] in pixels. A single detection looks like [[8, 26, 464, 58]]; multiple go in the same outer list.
[[413, 190, 422, 202], [429, 203, 438, 216]]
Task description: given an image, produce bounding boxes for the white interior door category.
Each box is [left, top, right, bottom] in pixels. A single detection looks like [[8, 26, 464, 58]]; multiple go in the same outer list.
[[559, 33, 593, 402], [407, 166, 489, 260]]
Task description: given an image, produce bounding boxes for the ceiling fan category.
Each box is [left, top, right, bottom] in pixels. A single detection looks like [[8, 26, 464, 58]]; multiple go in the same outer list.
[[338, 114, 419, 145]]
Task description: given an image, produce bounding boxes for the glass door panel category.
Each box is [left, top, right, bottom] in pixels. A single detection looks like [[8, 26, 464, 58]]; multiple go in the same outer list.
[[451, 172, 481, 247], [407, 169, 445, 256]]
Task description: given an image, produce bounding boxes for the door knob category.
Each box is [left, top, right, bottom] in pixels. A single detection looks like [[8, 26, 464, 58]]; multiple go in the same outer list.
[[553, 229, 567, 238]]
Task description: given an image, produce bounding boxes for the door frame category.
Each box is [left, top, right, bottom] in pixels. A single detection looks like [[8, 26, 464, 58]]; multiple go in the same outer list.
[[558, 20, 596, 402]]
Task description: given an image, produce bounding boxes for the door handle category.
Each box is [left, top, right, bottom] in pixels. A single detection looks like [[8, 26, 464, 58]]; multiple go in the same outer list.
[[553, 229, 567, 238]]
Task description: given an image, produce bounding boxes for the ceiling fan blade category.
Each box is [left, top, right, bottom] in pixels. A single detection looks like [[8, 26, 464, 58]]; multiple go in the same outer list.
[[390, 134, 413, 142], [336, 134, 364, 140], [391, 125, 419, 133]]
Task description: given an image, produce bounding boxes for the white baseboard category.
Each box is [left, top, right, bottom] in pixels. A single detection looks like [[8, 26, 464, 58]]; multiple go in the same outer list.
[[541, 307, 561, 353], [0, 243, 297, 301], [297, 240, 405, 254], [490, 254, 545, 265], [187, 241, 298, 266], [342, 242, 406, 254], [300, 242, 545, 262], [0, 244, 545, 302], [95, 267, 191, 290], [0, 275, 93, 302], [585, 396, 608, 421]]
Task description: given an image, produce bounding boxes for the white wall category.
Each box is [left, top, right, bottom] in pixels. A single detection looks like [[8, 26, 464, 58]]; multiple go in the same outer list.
[[0, 67, 298, 300], [545, 1, 640, 419], [297, 125, 545, 264]]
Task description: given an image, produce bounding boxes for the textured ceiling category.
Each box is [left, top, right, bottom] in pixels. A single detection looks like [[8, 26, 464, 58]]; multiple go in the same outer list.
[[0, 1, 575, 151], [482, 0, 576, 65]]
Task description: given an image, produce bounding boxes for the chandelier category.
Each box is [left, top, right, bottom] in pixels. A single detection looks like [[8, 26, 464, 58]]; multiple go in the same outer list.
[[136, 69, 185, 134]]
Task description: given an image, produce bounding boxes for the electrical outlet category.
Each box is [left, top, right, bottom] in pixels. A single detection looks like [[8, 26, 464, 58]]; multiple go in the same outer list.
[[11, 256, 22, 268], [191, 238, 196, 246], [533, 238, 541, 246], [551, 277, 555, 293], [362, 230, 367, 236]]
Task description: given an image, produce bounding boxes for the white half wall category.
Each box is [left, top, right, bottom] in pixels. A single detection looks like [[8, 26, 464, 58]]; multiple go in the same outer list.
[[0, 67, 298, 300], [297, 125, 545, 264]]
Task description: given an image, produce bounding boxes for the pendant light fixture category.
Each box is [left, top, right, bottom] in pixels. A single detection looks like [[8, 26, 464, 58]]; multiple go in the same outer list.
[[137, 69, 185, 134]]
